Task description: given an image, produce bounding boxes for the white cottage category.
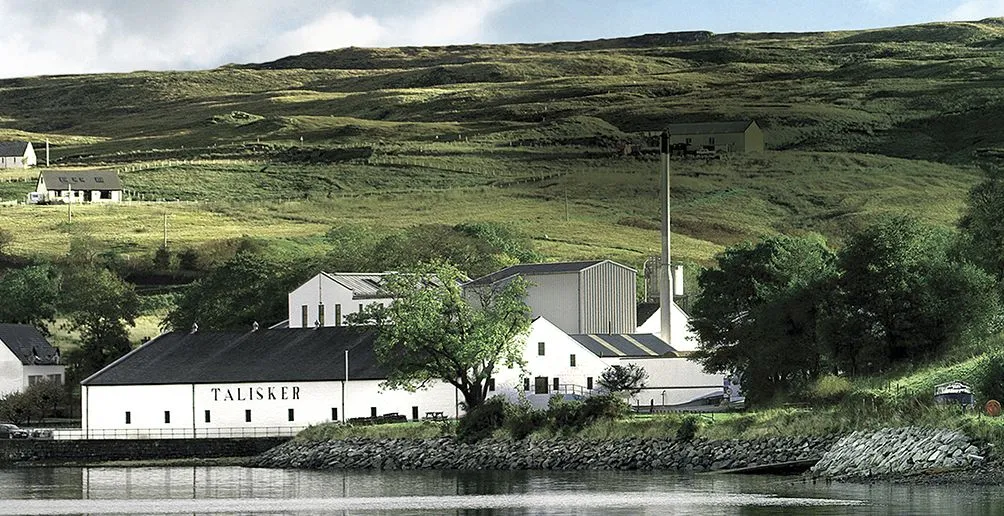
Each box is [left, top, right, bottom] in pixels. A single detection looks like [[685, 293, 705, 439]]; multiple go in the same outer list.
[[287, 272, 395, 328], [465, 260, 637, 334], [0, 324, 64, 396], [80, 326, 461, 438], [34, 170, 122, 203], [0, 141, 36, 169]]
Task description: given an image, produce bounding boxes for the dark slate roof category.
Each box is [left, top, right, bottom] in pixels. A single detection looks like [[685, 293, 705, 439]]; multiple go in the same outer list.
[[0, 324, 60, 366], [637, 302, 659, 325], [666, 120, 756, 135], [82, 327, 385, 386], [569, 333, 677, 358], [0, 141, 29, 157], [40, 170, 122, 191], [466, 260, 606, 286]]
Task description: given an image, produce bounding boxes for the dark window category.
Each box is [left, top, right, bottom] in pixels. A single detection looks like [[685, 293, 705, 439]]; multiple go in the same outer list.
[[164, 411, 171, 424], [412, 406, 419, 420], [358, 303, 364, 313], [318, 304, 325, 325], [288, 409, 295, 422], [685, 137, 692, 144], [488, 378, 496, 392], [335, 304, 343, 326], [301, 305, 308, 327], [569, 354, 576, 367], [204, 410, 211, 423], [245, 409, 252, 423], [535, 376, 549, 394], [331, 408, 338, 421], [125, 411, 131, 424], [553, 378, 560, 392], [709, 137, 716, 145], [370, 407, 377, 418], [537, 341, 545, 356], [587, 377, 594, 390], [523, 378, 530, 391]]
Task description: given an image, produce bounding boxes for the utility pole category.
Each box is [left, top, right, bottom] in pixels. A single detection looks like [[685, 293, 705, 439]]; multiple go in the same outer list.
[[67, 183, 72, 222], [658, 131, 672, 347], [45, 139, 49, 167], [163, 212, 168, 248]]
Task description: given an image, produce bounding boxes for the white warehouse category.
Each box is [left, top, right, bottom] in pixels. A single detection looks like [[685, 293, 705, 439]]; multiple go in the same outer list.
[[287, 272, 395, 328]]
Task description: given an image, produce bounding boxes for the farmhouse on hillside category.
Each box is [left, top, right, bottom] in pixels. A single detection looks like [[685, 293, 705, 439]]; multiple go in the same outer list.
[[666, 120, 764, 154], [465, 260, 638, 334], [31, 170, 123, 204], [0, 141, 37, 169], [0, 324, 64, 396]]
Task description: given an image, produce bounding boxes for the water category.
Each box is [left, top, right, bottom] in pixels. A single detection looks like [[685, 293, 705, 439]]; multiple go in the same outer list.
[[0, 466, 1001, 515]]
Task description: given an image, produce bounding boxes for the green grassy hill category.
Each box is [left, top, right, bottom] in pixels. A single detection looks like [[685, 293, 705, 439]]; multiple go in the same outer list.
[[1, 19, 1002, 267]]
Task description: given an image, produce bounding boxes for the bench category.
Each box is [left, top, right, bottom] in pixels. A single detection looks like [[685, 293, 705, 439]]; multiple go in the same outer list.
[[423, 411, 447, 421]]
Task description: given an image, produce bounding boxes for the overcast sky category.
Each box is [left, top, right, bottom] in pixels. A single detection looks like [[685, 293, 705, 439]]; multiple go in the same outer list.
[[1, 0, 1002, 79]]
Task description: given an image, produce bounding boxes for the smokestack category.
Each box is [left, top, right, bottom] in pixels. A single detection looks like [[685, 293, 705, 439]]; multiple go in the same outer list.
[[659, 131, 673, 346], [673, 265, 684, 296]]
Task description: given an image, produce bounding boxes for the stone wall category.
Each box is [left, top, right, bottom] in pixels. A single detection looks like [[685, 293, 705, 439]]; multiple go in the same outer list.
[[0, 437, 289, 465], [250, 435, 836, 471], [811, 427, 987, 480]]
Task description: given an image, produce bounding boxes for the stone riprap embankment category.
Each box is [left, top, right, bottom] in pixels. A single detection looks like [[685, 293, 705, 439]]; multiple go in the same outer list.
[[250, 436, 835, 471], [811, 427, 987, 481]]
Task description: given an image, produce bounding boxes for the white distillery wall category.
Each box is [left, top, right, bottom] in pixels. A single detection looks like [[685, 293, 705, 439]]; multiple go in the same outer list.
[[619, 357, 723, 407], [83, 379, 462, 437], [288, 275, 392, 328], [493, 318, 608, 399], [636, 304, 700, 352], [0, 347, 24, 396]]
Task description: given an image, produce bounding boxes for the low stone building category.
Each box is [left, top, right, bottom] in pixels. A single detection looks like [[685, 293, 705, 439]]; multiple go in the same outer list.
[[666, 120, 764, 154]]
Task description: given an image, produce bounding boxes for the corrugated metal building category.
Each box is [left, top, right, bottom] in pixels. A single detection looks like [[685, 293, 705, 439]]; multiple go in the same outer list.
[[465, 260, 637, 334]]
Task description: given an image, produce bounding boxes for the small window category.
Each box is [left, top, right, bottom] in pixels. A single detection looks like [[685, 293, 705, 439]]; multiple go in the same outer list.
[[709, 137, 716, 145], [488, 378, 496, 392], [553, 377, 560, 392], [318, 304, 325, 325], [412, 406, 419, 420], [47, 374, 62, 385], [569, 354, 576, 367], [288, 409, 295, 422], [335, 304, 343, 326], [125, 411, 131, 424], [370, 407, 377, 418], [164, 411, 171, 424], [587, 377, 594, 390], [331, 407, 338, 421], [685, 137, 692, 144], [204, 410, 211, 423], [537, 342, 545, 356], [300, 305, 309, 327], [358, 303, 364, 313], [28, 375, 42, 386], [523, 378, 530, 391], [245, 409, 252, 423]]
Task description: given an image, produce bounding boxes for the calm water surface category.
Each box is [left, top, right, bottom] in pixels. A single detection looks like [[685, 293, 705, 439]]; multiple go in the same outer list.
[[0, 466, 1001, 515]]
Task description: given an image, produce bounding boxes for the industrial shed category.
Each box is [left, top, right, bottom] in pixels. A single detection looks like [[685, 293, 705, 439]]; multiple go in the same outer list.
[[465, 260, 638, 334], [666, 120, 764, 153]]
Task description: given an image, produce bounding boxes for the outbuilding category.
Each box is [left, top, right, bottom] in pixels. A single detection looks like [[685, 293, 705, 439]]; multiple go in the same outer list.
[[0, 324, 64, 396], [0, 141, 37, 169], [286, 272, 395, 328], [33, 170, 123, 203]]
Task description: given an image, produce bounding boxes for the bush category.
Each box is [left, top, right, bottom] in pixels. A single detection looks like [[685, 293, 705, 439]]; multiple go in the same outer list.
[[676, 415, 701, 440], [457, 397, 507, 443], [505, 402, 546, 440], [810, 374, 853, 404]]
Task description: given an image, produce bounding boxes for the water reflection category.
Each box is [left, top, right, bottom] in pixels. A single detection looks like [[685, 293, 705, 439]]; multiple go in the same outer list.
[[0, 466, 1000, 515]]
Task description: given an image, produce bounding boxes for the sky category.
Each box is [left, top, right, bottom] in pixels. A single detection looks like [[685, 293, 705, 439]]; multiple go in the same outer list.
[[1, 0, 1002, 79]]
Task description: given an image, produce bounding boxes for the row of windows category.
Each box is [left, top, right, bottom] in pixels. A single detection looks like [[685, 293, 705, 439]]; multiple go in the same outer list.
[[300, 303, 368, 327], [535, 342, 578, 368], [122, 405, 449, 425], [521, 376, 594, 394], [28, 374, 63, 386]]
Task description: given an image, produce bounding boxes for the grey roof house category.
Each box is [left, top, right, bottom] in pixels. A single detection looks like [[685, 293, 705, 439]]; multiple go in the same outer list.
[[0, 141, 37, 169], [0, 324, 65, 395], [33, 170, 123, 203]]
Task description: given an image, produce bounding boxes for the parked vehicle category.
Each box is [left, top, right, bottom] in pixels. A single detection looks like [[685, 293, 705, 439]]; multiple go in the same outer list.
[[934, 381, 975, 409], [0, 423, 29, 439], [30, 428, 53, 439]]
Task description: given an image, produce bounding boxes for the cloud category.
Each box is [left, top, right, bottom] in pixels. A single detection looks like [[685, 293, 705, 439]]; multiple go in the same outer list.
[[0, 0, 515, 78], [948, 0, 1004, 20]]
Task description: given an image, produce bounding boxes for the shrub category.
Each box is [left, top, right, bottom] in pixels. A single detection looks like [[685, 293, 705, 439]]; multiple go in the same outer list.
[[810, 374, 853, 404], [505, 402, 547, 440], [676, 415, 701, 440], [457, 397, 507, 443]]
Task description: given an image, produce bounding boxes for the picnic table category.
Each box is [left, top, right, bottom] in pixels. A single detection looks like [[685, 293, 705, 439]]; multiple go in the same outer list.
[[423, 411, 447, 421]]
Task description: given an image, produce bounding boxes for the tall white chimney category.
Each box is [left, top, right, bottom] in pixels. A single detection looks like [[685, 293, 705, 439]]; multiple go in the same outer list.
[[659, 132, 673, 346]]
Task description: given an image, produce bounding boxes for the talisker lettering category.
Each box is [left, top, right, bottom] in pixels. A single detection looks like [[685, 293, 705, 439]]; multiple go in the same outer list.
[[210, 386, 300, 402]]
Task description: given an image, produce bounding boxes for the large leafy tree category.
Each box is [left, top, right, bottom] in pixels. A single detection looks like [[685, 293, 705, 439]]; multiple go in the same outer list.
[[823, 215, 999, 374], [163, 251, 294, 331], [60, 267, 140, 381], [358, 261, 532, 410], [689, 234, 838, 405], [959, 164, 1004, 282], [0, 264, 61, 333]]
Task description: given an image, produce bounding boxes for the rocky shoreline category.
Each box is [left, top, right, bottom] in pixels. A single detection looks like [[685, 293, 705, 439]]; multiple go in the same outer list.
[[250, 426, 1001, 485], [250, 435, 836, 472]]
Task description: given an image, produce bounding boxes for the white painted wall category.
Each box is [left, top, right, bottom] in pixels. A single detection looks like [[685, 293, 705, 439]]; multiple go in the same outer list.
[[83, 379, 461, 437], [288, 274, 393, 328], [619, 357, 723, 407], [636, 303, 699, 352], [23, 365, 64, 387], [0, 345, 23, 396]]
